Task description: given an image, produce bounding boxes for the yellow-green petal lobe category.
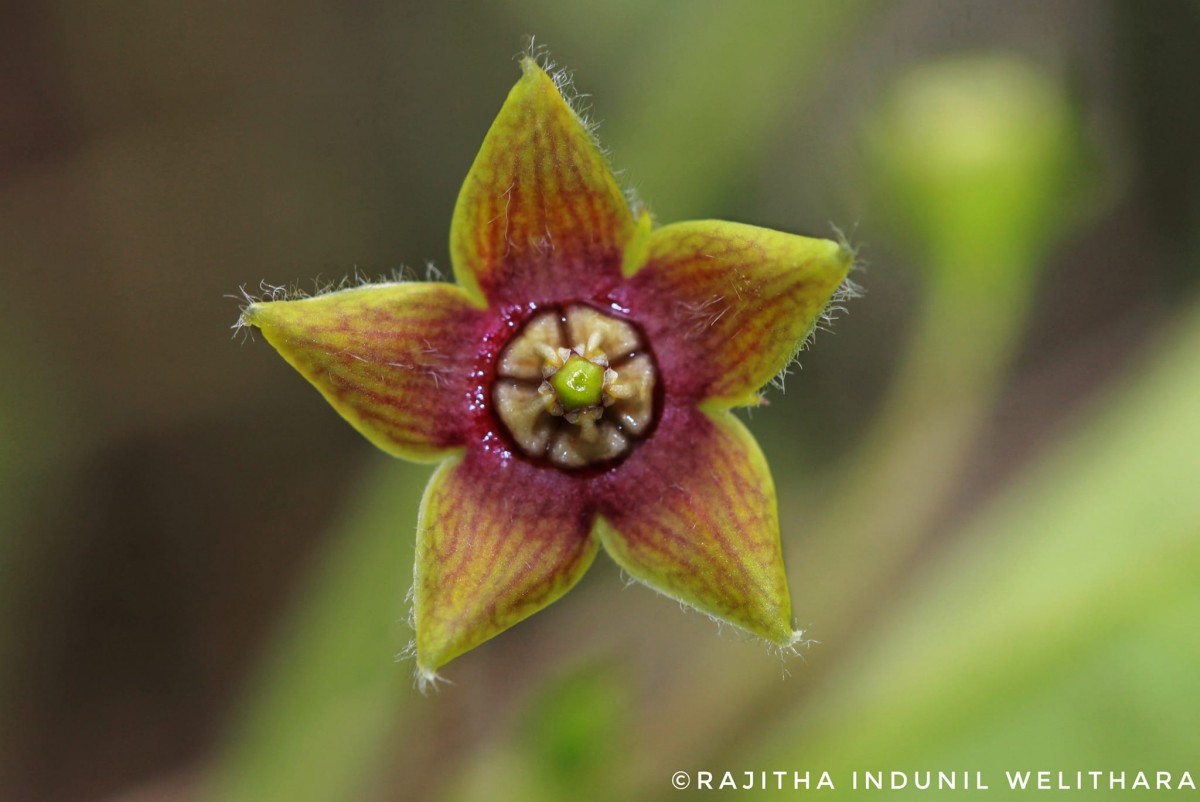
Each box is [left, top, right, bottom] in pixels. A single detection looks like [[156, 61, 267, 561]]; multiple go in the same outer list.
[[450, 58, 634, 306], [627, 221, 852, 407], [595, 406, 796, 644], [413, 452, 598, 677], [242, 283, 480, 463]]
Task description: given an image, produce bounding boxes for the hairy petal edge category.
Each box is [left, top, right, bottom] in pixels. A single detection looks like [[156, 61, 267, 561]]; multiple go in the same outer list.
[[594, 405, 797, 645], [450, 59, 634, 305], [413, 451, 598, 678], [242, 282, 481, 463], [626, 220, 852, 407]]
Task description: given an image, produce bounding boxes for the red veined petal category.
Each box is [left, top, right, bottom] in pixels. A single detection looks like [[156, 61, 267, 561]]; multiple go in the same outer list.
[[626, 220, 851, 407], [242, 282, 480, 462], [449, 59, 634, 306], [595, 404, 797, 644], [413, 451, 598, 678]]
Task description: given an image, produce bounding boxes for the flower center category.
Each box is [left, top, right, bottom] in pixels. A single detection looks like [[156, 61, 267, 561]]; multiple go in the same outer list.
[[549, 354, 605, 411], [492, 304, 658, 468]]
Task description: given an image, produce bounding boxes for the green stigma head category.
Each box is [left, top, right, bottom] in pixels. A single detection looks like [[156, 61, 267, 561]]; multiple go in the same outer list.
[[549, 354, 605, 411]]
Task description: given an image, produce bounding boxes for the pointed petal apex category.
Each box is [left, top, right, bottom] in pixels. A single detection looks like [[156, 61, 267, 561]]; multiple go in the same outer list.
[[629, 221, 852, 407], [243, 282, 480, 462], [413, 454, 597, 674], [450, 60, 634, 305], [597, 407, 796, 644]]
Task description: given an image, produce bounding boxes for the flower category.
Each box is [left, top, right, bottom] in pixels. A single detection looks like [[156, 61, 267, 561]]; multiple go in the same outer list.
[[240, 58, 852, 683]]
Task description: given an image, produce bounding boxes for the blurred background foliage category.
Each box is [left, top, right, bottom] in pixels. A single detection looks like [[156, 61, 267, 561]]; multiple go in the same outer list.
[[1, 1, 1198, 800]]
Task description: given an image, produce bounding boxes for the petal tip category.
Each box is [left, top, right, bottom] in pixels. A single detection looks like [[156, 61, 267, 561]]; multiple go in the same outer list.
[[414, 661, 449, 695], [828, 227, 861, 278], [399, 638, 449, 693], [237, 301, 277, 336], [413, 633, 455, 688], [239, 298, 290, 332], [518, 55, 542, 78], [814, 236, 855, 282], [803, 235, 856, 303], [836, 241, 855, 271], [744, 604, 801, 647], [775, 628, 814, 656], [239, 301, 262, 324]]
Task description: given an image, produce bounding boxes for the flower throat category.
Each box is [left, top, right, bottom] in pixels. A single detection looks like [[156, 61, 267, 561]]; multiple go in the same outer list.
[[492, 304, 659, 468]]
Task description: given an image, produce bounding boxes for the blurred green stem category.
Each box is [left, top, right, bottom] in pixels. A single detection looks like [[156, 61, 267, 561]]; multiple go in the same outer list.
[[807, 255, 1033, 628], [805, 53, 1084, 637], [646, 56, 1088, 776], [751, 298, 1200, 782]]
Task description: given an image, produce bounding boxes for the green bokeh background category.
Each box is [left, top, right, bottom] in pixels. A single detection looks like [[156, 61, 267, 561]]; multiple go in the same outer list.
[[2, 2, 1198, 800]]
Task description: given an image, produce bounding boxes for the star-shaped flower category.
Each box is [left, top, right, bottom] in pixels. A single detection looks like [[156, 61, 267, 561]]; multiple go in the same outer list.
[[240, 58, 852, 683]]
